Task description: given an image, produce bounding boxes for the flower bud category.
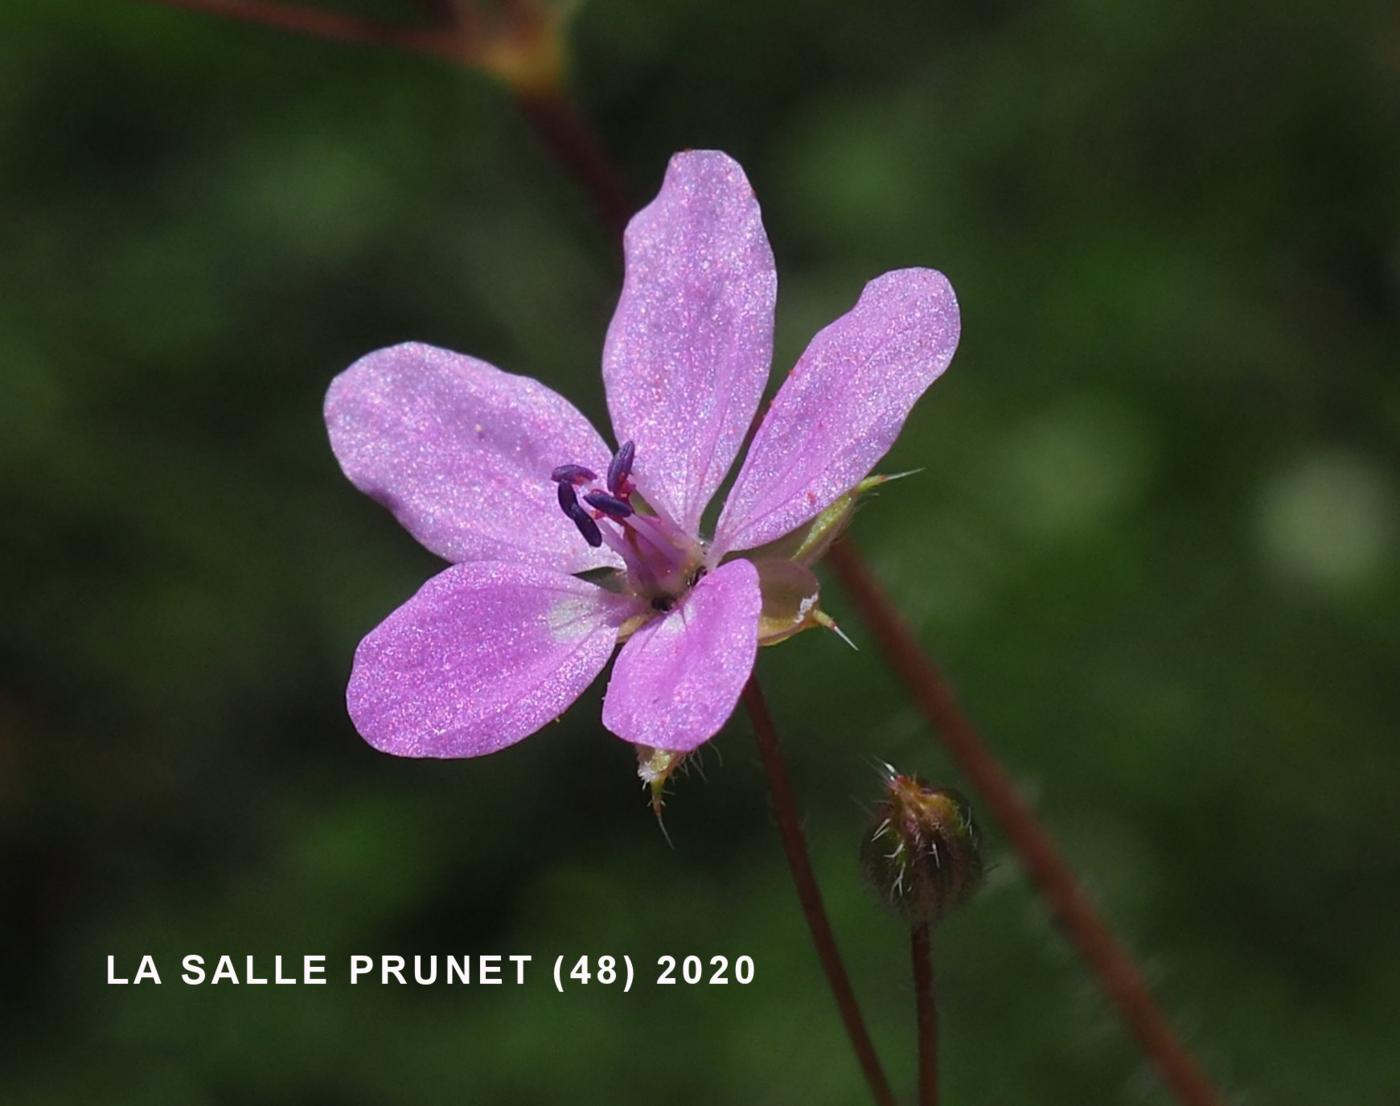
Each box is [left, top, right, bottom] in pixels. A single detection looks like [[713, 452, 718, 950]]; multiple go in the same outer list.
[[862, 767, 983, 927]]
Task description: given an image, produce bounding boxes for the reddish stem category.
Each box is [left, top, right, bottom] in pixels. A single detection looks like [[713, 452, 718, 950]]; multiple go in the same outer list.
[[514, 87, 631, 241], [138, 0, 472, 60], [138, 2, 631, 237], [742, 676, 897, 1106], [828, 539, 1229, 1106], [911, 923, 938, 1106], [407, 0, 459, 26]]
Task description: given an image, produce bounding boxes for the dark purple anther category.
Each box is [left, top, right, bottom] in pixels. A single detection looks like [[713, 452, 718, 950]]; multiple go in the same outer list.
[[556, 482, 602, 547], [551, 463, 597, 485], [607, 440, 635, 495], [557, 480, 582, 516], [570, 512, 603, 548], [584, 490, 634, 519]]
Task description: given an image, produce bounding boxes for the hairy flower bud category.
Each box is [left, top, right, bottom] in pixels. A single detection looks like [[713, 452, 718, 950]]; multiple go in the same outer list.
[[862, 767, 983, 927]]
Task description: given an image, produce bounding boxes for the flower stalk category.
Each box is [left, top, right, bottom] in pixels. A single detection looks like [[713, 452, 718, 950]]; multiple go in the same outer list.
[[911, 923, 938, 1106], [741, 676, 896, 1106], [513, 86, 630, 239], [862, 768, 977, 1106], [828, 538, 1229, 1106], [139, 0, 473, 60], [140, 0, 632, 236]]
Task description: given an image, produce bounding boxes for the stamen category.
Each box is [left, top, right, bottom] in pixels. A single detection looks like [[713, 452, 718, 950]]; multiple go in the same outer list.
[[584, 490, 633, 519], [556, 482, 603, 547], [626, 512, 685, 560], [557, 480, 580, 514], [569, 512, 603, 548], [607, 440, 635, 494], [594, 516, 655, 584], [551, 463, 596, 485], [551, 446, 700, 591]]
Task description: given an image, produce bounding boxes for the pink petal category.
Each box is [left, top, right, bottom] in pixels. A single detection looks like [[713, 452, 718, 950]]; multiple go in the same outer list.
[[326, 342, 619, 573], [715, 269, 960, 555], [348, 562, 636, 758], [602, 151, 776, 534], [601, 557, 761, 752]]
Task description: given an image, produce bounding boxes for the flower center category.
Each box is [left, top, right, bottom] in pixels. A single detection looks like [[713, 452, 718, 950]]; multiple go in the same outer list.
[[553, 441, 702, 601]]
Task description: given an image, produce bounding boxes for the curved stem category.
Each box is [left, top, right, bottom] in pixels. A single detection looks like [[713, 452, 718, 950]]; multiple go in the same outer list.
[[139, 1, 632, 239], [828, 538, 1229, 1106], [514, 87, 630, 240], [406, 0, 459, 25], [911, 923, 938, 1106], [137, 0, 472, 61], [742, 676, 897, 1106]]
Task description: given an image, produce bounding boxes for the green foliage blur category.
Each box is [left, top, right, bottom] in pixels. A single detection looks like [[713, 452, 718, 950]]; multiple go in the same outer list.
[[3, 1, 1398, 1103]]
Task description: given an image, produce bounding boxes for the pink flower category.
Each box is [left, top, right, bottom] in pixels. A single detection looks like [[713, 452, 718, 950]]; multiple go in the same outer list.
[[325, 151, 960, 759]]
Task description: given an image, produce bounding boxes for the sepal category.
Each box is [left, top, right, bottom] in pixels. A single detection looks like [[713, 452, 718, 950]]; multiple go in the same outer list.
[[753, 558, 823, 645], [737, 472, 912, 567]]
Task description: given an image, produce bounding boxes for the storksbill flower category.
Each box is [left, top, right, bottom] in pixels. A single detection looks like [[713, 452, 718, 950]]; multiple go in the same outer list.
[[325, 150, 960, 761]]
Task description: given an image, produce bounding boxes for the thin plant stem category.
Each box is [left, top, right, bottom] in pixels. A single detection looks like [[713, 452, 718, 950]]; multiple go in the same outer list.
[[828, 538, 1229, 1106], [406, 0, 459, 26], [742, 676, 897, 1106], [138, 1, 632, 238], [138, 0, 473, 61], [513, 87, 630, 240], [911, 923, 938, 1106]]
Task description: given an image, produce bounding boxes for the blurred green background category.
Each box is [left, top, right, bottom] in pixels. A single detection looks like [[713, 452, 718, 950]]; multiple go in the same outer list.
[[4, 1, 1398, 1103]]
